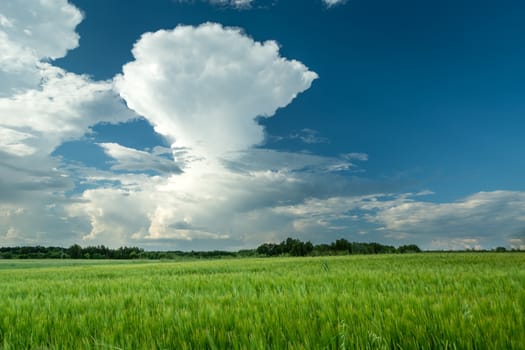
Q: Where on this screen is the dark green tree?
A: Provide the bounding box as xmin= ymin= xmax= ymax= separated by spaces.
xmin=67 ymin=244 xmax=83 ymax=259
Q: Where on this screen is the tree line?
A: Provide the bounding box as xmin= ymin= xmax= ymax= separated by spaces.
xmin=1 ymin=238 xmax=515 ymax=260
xmin=0 ymin=245 xmax=242 ymax=260
xmin=255 ymin=238 xmax=421 ymax=256
xmin=0 ymin=238 xmax=423 ymax=260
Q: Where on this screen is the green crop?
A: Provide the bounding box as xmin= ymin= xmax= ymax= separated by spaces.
xmin=0 ymin=253 xmax=523 ymax=349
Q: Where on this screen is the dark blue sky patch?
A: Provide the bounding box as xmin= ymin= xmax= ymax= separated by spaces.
xmin=89 ymin=119 xmax=169 ymax=151
xmin=53 ymin=140 xmax=112 ymax=170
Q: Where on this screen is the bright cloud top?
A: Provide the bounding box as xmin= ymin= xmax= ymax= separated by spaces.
xmin=115 ymin=23 xmax=318 ymax=160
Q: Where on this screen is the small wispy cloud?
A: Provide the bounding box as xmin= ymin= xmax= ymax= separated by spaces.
xmin=270 ymin=128 xmax=329 ymax=145
xmin=99 ymin=143 xmax=182 ymax=174
xmin=323 ymin=0 xmax=348 ymax=8
xmin=291 ymin=128 xmax=329 ymax=144
xmin=174 ymin=0 xmax=254 ymax=9
xmin=342 ymin=152 xmax=368 ymax=161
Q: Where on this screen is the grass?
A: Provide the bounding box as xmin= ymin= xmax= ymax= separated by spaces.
xmin=0 ymin=253 xmax=524 ymax=349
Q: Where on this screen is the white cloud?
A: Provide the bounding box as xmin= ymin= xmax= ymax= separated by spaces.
xmin=268 ymin=190 xmax=525 ymax=250
xmin=0 ymin=0 xmax=134 ymax=186
xmin=0 ymin=66 xmax=137 ymax=212
xmin=0 ymin=198 xmax=86 ymax=246
xmin=364 ymin=191 xmax=525 ymax=249
xmin=0 ymin=0 xmax=83 ymax=96
xmin=115 ymin=22 xmax=318 ymax=160
xmin=0 ymin=14 xmax=14 ymax=28
xmin=0 ymin=80 xmax=133 ymax=244
xmin=0 ymin=65 xmax=136 ymax=156
xmin=100 ymin=143 xmax=182 ymax=174
xmin=0 ymin=127 xmax=36 ymax=156
xmin=67 ymin=186 xmax=151 ymax=244
xmin=508 ymin=238 xmax=525 ymax=250
xmin=223 ymin=148 xmax=358 ymax=174
xmin=66 ymin=151 xmax=390 ymax=248
xmin=0 ymin=0 xmax=140 ymax=246
xmin=0 ymin=157 xmax=93 ymax=246
xmin=0 ymin=0 xmax=82 ymax=59
xmin=370 ymin=190 xmax=525 ymax=228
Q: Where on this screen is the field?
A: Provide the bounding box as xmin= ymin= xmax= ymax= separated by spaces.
xmin=0 ymin=254 xmax=524 ymax=349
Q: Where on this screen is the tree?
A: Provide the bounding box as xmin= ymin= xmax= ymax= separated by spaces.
xmin=397 ymin=244 xmax=421 ymax=253
xmin=67 ymin=244 xmax=83 ymax=259
xmin=333 ymin=239 xmax=350 ymax=252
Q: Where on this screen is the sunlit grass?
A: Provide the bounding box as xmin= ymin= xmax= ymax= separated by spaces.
xmin=0 ymin=253 xmax=523 ymax=349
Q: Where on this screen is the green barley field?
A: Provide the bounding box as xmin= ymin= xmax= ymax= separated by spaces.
xmin=0 ymin=253 xmax=524 ymax=349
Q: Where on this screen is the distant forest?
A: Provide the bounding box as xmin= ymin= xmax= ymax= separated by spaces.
xmin=0 ymin=237 xmax=514 ymax=260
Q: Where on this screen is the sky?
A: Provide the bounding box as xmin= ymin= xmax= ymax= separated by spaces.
xmin=1 ymin=0 xmax=524 ymax=251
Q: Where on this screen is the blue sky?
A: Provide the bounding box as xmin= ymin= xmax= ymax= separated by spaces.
xmin=1 ymin=0 xmax=524 ymax=250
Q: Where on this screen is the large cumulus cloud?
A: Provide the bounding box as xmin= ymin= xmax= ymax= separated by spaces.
xmin=71 ymin=23 xmax=346 ymax=247
xmin=115 ymin=23 xmax=318 ymax=159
